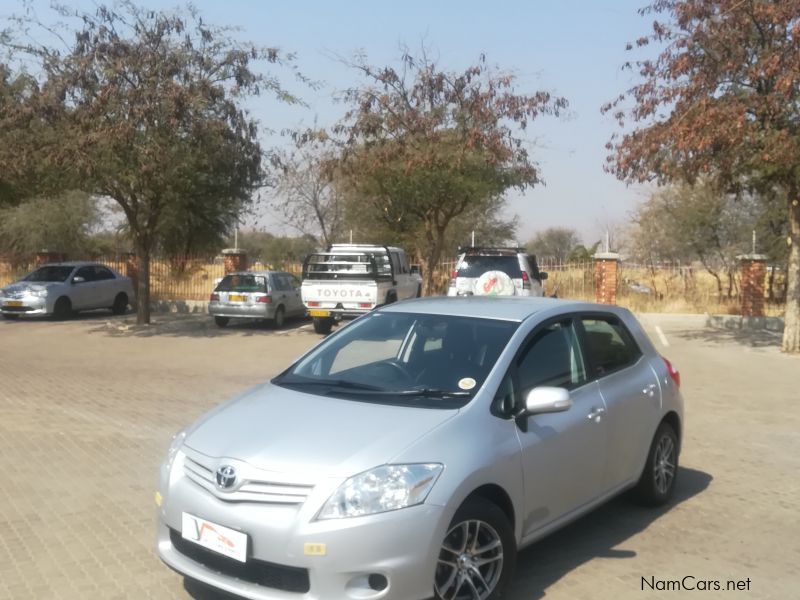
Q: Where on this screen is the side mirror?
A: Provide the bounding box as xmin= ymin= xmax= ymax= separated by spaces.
xmin=539 ymin=271 xmax=548 ymax=281
xmin=522 ymin=386 xmax=571 ymax=416
xmin=72 ymin=276 xmax=86 ymax=284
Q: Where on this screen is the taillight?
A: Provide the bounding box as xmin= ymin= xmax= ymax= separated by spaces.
xmin=358 ymin=302 xmax=373 ymax=309
xmin=520 ymin=271 xmax=528 ymax=281
xmin=520 ymin=271 xmax=531 ymax=289
xmin=256 ymin=295 xmax=271 ymax=303
xmin=210 ymin=293 xmax=219 ymax=302
xmin=451 ymin=270 xmax=457 ymax=279
xmin=307 ymin=301 xmax=320 ymax=307
xmin=663 ymin=357 xmax=680 ymax=388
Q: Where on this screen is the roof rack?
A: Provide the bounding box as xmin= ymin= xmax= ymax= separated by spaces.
xmin=457 ymin=246 xmax=527 ymax=254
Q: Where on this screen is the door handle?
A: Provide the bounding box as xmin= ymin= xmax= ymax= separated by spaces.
xmin=642 ymin=383 xmax=657 ymax=397
xmin=587 ymin=407 xmax=606 ymax=421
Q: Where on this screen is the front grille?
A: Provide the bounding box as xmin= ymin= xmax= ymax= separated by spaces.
xmin=183 ymin=455 xmax=315 ymax=505
xmin=170 ymin=528 xmax=310 ymax=593
xmin=1 ymin=306 xmax=33 ymax=312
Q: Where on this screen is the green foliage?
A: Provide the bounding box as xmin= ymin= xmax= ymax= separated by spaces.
xmin=235 ymin=231 xmax=318 ymax=265
xmin=0 ymin=192 xmax=98 ymax=256
xmin=332 ymin=50 xmax=567 ymax=293
xmin=526 ymin=227 xmax=582 ymax=262
xmin=1 ymin=2 xmax=300 ymax=322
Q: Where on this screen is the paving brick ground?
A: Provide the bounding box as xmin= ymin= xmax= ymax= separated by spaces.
xmin=0 ymin=311 xmax=797 ymax=600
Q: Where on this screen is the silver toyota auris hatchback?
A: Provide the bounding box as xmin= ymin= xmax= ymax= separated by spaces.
xmin=157 ymin=297 xmax=683 ymax=600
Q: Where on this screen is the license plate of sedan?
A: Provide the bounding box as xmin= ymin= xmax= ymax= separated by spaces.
xmin=228 ymin=294 xmax=246 ymax=303
xmin=4 ymin=301 xmax=23 ymax=307
xmin=181 ymin=513 xmax=248 ymax=562
xmin=308 ymin=309 xmax=330 ymax=317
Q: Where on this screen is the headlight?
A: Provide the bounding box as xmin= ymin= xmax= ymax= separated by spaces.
xmin=166 ymin=429 xmax=187 ymax=468
xmin=317 ymin=463 xmax=443 ymax=520
xmin=28 ymin=289 xmax=49 ymax=298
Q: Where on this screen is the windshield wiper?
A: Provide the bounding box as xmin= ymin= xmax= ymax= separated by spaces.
xmin=332 ymin=386 xmax=472 ymax=398
xmin=278 ymin=377 xmax=383 ymax=391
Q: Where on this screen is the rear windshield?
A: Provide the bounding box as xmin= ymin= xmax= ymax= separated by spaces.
xmin=215 ymin=275 xmax=267 ymax=293
xmin=457 ymin=256 xmax=522 ymax=278
xmin=24 ymin=266 xmax=74 ymax=282
xmin=304 ymin=253 xmax=392 ymax=279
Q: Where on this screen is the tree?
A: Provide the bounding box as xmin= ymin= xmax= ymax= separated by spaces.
xmin=629 ymin=182 xmax=759 ymax=297
xmin=0 ymin=191 xmax=98 ymax=256
xmin=332 ymin=50 xmax=567 ymax=294
xmin=270 ymin=132 xmax=346 ymax=248
xmin=604 ymin=0 xmax=800 ymax=352
xmin=526 ymin=227 xmax=581 ymax=263
xmin=2 ymin=3 xmax=300 ymax=323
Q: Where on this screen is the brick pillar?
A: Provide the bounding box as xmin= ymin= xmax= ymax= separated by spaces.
xmin=738 ymin=254 xmax=767 ymax=317
xmin=35 ymin=250 xmax=65 ymax=265
xmin=222 ymin=248 xmax=248 ymax=273
xmin=593 ymin=252 xmax=620 ymax=305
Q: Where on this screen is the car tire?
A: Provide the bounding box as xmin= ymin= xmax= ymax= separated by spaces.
xmin=53 ymin=297 xmax=73 ymax=320
xmin=272 ymin=306 xmax=285 ymax=329
xmin=312 ymin=316 xmax=333 ymax=335
xmin=634 ymin=421 xmax=679 ymax=506
xmin=214 ymin=316 xmax=230 ymax=328
xmin=112 ymin=293 xmax=129 ymax=315
xmin=2 ymin=313 xmax=20 ymax=320
xmin=434 ymin=497 xmax=516 ymax=600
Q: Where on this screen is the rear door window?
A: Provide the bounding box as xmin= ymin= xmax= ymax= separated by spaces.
xmin=457 ymin=256 xmax=522 ymax=278
xmin=580 ymin=316 xmax=642 ymax=377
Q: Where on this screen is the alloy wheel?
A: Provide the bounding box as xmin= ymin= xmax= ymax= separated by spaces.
xmin=653 ymin=434 xmax=676 ymax=495
xmin=435 ymin=519 xmax=504 ymax=600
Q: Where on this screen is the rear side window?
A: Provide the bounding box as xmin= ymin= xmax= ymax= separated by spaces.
xmin=581 ymin=316 xmax=642 ymax=376
xmin=94 ymin=266 xmax=115 ymax=280
xmin=215 ymin=275 xmax=267 ymax=293
xmin=457 ymin=256 xmax=522 ymax=278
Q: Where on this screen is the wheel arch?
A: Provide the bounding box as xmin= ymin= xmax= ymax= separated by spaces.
xmin=661 ymin=410 xmax=682 ymax=451
xmin=462 ymin=483 xmax=516 ymax=532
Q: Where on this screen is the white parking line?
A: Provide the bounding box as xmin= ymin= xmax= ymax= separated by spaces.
xmin=654 ymin=325 xmax=670 ymax=347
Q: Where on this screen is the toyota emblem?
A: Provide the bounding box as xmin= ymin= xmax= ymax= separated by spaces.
xmin=215 ymin=465 xmax=237 ymax=490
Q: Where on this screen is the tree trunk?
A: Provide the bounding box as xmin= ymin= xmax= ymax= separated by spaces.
xmin=422 ymin=222 xmax=448 ymax=296
xmin=782 ymin=194 xmax=800 ymax=353
xmin=135 ymin=243 xmax=152 ymax=325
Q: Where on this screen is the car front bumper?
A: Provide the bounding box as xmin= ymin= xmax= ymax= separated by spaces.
xmin=0 ymin=296 xmax=49 ymax=315
xmin=157 ymin=458 xmax=447 ymax=600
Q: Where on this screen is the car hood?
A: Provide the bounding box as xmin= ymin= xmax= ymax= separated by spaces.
xmin=1 ymin=281 xmax=60 ymax=294
xmin=184 ymin=382 xmax=458 ymax=478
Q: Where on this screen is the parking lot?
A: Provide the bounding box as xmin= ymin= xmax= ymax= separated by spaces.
xmin=1 ymin=311 xmax=798 ymax=599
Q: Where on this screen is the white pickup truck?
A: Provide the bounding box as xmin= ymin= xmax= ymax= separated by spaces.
xmin=301 ymin=244 xmax=422 ymax=334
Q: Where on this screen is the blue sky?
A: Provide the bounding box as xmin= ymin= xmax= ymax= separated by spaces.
xmin=21 ymin=0 xmax=658 ymax=245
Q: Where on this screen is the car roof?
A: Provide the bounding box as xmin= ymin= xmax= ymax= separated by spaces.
xmin=225 ymin=270 xmax=291 ymax=276
xmin=379 ymin=296 xmax=608 ymax=322
xmin=41 ymin=261 xmax=106 ymax=268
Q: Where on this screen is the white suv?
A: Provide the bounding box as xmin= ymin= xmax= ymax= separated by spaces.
xmin=447 ymin=247 xmax=547 ymax=297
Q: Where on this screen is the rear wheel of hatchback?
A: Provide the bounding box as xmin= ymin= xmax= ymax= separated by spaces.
xmin=634 ymin=421 xmax=679 ymax=506
xmin=434 ymin=497 xmax=516 ymax=600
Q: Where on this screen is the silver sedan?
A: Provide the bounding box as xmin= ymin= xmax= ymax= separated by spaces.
xmin=157 ymin=297 xmax=683 ymax=600
xmin=0 ymin=262 xmax=134 ymax=319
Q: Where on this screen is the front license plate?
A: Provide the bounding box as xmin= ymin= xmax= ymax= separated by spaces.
xmin=181 ymin=513 xmax=248 ymax=563
xmin=228 ymin=294 xmax=246 ymax=303
xmin=3 ymin=300 xmax=23 ymax=308
xmin=308 ymin=309 xmax=330 ymax=317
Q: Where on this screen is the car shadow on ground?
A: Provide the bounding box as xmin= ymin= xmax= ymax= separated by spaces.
xmin=181 ymin=467 xmax=711 ymax=600
xmin=670 ymin=326 xmax=782 ymax=349
xmin=507 ymin=466 xmax=712 ymax=599
xmin=81 ymin=313 xmax=313 ymax=338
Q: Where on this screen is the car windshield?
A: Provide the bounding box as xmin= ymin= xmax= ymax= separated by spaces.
xmin=274 ymin=312 xmax=518 ymax=408
xmin=457 ymin=255 xmax=522 ymax=278
xmin=215 ymin=275 xmax=267 ymax=293
xmin=23 ymin=266 xmax=74 ymax=282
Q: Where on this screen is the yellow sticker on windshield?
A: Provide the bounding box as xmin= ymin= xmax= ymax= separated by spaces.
xmin=458 ymin=377 xmax=476 ymax=390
